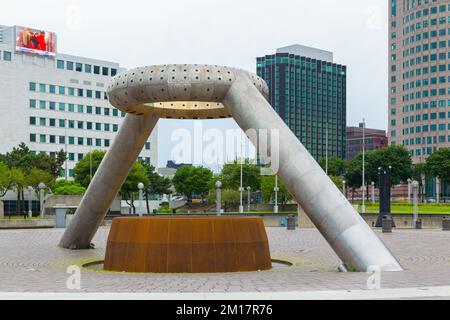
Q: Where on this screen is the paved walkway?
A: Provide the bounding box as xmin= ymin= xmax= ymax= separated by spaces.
xmin=1 ymin=227 xmax=450 ymax=294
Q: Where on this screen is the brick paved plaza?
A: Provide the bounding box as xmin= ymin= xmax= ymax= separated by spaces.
xmin=1 ymin=226 xmax=450 ymax=294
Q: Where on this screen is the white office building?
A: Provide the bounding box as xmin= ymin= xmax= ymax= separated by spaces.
xmin=0 ymin=24 xmax=158 ymax=179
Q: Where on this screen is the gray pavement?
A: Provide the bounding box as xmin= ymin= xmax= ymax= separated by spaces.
xmin=1 ymin=227 xmax=450 ymax=293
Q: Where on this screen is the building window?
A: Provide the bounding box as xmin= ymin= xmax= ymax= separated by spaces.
xmin=85 ymin=64 xmax=92 ymax=73
xmin=69 ymin=137 xmax=75 ymax=145
xmin=3 ymin=51 xmax=11 ymax=61
xmin=76 ymin=63 xmax=83 ymax=72
xmin=145 ymin=142 xmax=151 ymax=150
xmin=59 ymin=86 xmax=65 ymax=95
xmin=29 ymin=82 xmax=36 ymax=91
xmin=111 ymin=68 xmax=117 ymax=76
xmin=29 ymin=117 xmax=36 ymax=125
xmin=95 ymin=107 xmax=101 ymax=115
xmin=102 ymin=67 xmax=109 ymax=76
xmin=95 ymin=139 xmax=101 ymax=147
xmin=67 ymin=61 xmax=74 ymax=71
xmin=104 ymin=139 xmax=110 ymax=147
xmin=39 ymin=135 xmax=46 ymax=143
xmin=57 ymin=60 xmax=65 ymax=69
xmin=30 ymin=134 xmax=36 ymax=142
xmin=39 ymin=84 xmax=46 ymax=93
xmin=94 ymin=65 xmax=100 ymax=74
xmin=39 ymin=100 xmax=46 ymax=109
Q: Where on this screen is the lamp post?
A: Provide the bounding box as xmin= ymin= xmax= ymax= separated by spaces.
xmin=215 ymin=181 xmax=222 ymax=216
xmin=371 ymin=181 xmax=375 ymax=204
xmin=361 ymin=118 xmax=366 ymax=214
xmin=239 ymin=141 xmax=244 ymax=213
xmin=137 ymin=182 xmax=144 ymax=217
xmin=27 ymin=186 xmax=33 ymax=218
xmin=274 ymin=175 xmax=279 ymax=214
xmin=38 ymin=182 xmax=46 ymax=219
xmin=325 ymin=122 xmax=329 ymax=175
xmin=436 ymin=176 xmax=441 ymax=204
xmin=342 ymin=180 xmax=346 ymax=198
xmin=407 ymin=178 xmax=412 ymax=204
xmin=247 ymin=186 xmax=251 ymax=212
xmin=65 ymin=118 xmax=68 ymax=180
xmin=412 ymin=180 xmax=419 ymax=227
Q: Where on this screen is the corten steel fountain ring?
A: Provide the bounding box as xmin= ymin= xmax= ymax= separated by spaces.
xmin=104 ymin=216 xmax=272 ymax=273
xmin=60 ymin=64 xmax=403 ymax=273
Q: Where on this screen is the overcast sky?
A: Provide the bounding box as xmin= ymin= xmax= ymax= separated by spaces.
xmin=1 ymin=0 xmax=389 ymax=168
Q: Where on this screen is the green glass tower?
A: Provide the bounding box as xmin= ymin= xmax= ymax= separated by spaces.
xmin=257 ymin=44 xmax=347 ymax=160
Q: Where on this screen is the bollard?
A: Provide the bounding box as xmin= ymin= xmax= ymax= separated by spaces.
xmin=382 ymin=216 xmax=393 ymax=233
xmin=415 ymin=219 xmax=422 ymax=230
xmin=443 ymin=218 xmax=450 ymax=231
xmin=287 ymin=214 xmax=296 ymax=231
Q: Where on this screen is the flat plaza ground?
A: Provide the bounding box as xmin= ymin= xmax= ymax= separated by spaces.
xmin=1 ymin=226 xmax=450 ymax=297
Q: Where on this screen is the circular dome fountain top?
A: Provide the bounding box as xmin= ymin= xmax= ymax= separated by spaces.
xmin=106 ymin=64 xmax=269 ymax=120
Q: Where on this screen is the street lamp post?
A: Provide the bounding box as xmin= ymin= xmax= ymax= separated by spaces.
xmin=137 ymin=182 xmax=144 ymax=217
xmin=38 ymin=182 xmax=46 ymax=219
xmin=412 ymin=180 xmax=419 ymax=227
xmin=65 ymin=118 xmax=68 ymax=180
xmin=342 ymin=180 xmax=346 ymax=198
xmin=239 ymin=140 xmax=244 ymax=213
xmin=407 ymin=179 xmax=412 ymax=204
xmin=274 ymin=175 xmax=279 ymax=214
xmin=247 ymin=186 xmax=251 ymax=212
xmin=371 ymin=181 xmax=375 ymax=204
xmin=361 ymin=118 xmax=366 ymax=214
xmin=325 ymin=122 xmax=329 ymax=175
xmin=27 ymin=186 xmax=33 ymax=218
xmin=215 ymin=181 xmax=222 ymax=216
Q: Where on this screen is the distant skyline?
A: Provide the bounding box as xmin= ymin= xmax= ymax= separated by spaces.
xmin=1 ymin=0 xmax=390 ymax=167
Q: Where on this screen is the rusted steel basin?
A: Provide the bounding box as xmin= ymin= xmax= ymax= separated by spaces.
xmin=103 ymin=216 xmax=272 ymax=273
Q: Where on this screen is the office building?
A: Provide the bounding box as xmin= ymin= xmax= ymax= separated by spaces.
xmin=0 ymin=24 xmax=158 ymax=179
xmin=388 ymin=0 xmax=449 ymax=163
xmin=257 ymin=44 xmax=347 ymax=160
xmin=346 ymin=123 xmax=388 ymax=160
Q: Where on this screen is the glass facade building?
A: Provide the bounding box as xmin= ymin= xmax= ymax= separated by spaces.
xmin=388 ymin=0 xmax=450 ymax=163
xmin=257 ymin=45 xmax=347 ymax=160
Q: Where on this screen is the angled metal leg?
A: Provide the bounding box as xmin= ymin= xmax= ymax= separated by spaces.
xmin=59 ymin=113 xmax=159 ymax=249
xmin=224 ymin=72 xmax=402 ymax=272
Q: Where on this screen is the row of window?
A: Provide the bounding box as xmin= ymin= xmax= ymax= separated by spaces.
xmin=401 ymin=112 xmax=449 ymax=123
xmin=403 ymin=39 xmax=450 ymax=58
xmin=56 ymin=59 xmax=117 ymax=77
xmin=29 ymin=116 xmax=120 ymax=133
xmin=403 ymin=16 xmax=449 ymax=35
xmin=403 ymin=135 xmax=450 ymax=146
xmin=29 ymin=82 xmax=108 ymax=100
xmin=403 ymin=2 xmax=449 ymax=22
xmin=29 ymin=99 xmax=125 ymax=117
xmin=29 ymin=132 xmax=151 ymax=150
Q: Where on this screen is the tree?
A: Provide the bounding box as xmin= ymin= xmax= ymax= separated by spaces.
xmin=139 ymin=161 xmax=172 ymax=196
xmin=1 ymin=143 xmax=66 ymax=214
xmin=2 ymin=143 xmax=66 ymax=178
xmin=346 ymin=145 xmax=413 ymax=202
xmin=220 ymin=160 xmax=261 ymax=191
xmin=425 ymin=148 xmax=450 ymax=184
xmin=119 ymin=162 xmax=149 ymax=214
xmin=53 ymin=180 xmax=86 ymax=195
xmin=73 ymin=151 xmax=150 ymax=213
xmin=0 ymin=162 xmax=23 ymax=197
xmin=260 ymin=175 xmax=292 ymax=209
xmin=318 ymin=157 xmax=347 ymax=176
xmin=25 ymin=168 xmax=54 ymax=197
xmin=364 ymin=145 xmax=413 ymax=186
xmin=172 ymin=166 xmax=213 ymax=203
xmin=207 ymin=189 xmax=240 ymax=212
xmin=73 ymin=150 xmax=106 ymax=188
